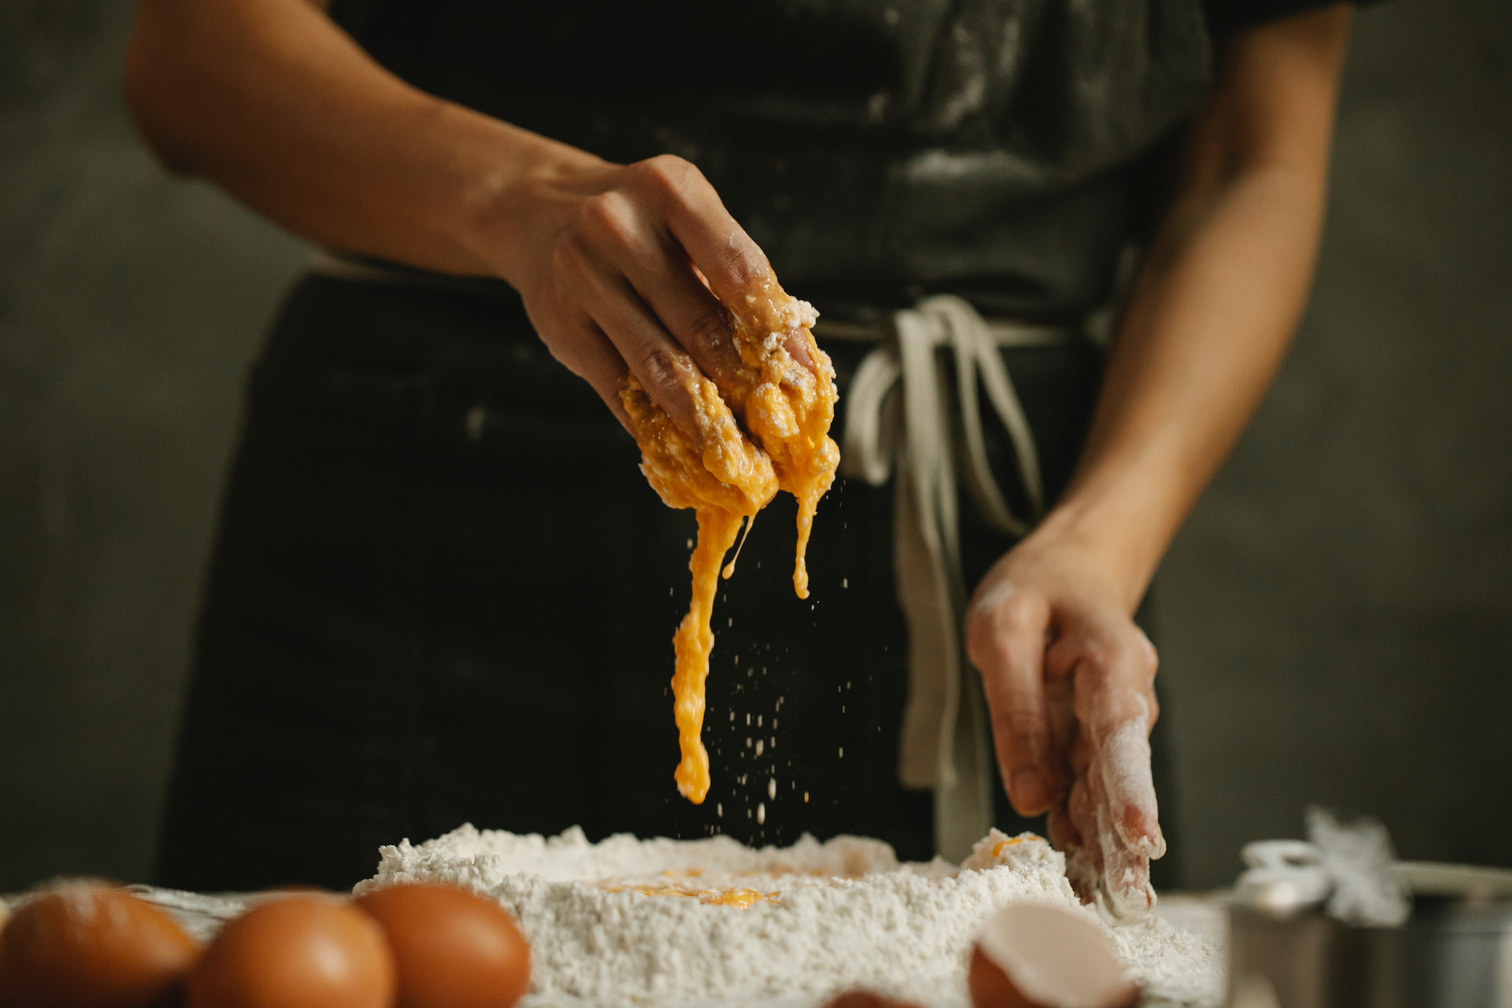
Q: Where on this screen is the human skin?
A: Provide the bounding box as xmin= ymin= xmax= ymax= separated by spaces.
xmin=124 ymin=0 xmax=804 ymax=439
xmin=964 ymin=7 xmax=1353 ymax=911
xmin=125 ymin=0 xmax=1351 ymax=907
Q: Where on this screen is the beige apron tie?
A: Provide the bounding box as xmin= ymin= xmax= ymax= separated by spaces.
xmin=833 ymin=296 xmax=1073 ymax=860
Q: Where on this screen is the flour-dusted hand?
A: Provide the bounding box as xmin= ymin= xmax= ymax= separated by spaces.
xmin=1060 ymin=676 xmax=1165 ymax=917
xmin=966 ymin=524 xmax=1165 ymax=918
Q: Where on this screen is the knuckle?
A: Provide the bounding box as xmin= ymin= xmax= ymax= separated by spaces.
xmin=685 ymin=302 xmax=733 ymax=348
xmin=998 ymin=594 xmax=1040 ymax=633
xmin=1139 ymin=645 xmax=1158 ymax=680
xmin=1080 ymin=623 xmax=1157 ymax=682
xmin=1138 ymin=631 xmax=1160 ymax=676
xmin=541 ymin=339 xmax=573 ymax=371
xmin=549 ymin=238 xmax=584 ymax=280
xmin=1110 ymin=629 xmax=1158 ymax=682
xmin=968 ymin=595 xmax=1037 ymax=661
xmin=638 ymin=343 xmax=690 ymax=389
xmin=579 ymin=191 xmax=637 ymax=245
xmin=965 ymin=610 xmax=1015 ymax=673
xmin=718 ymin=236 xmax=768 ymax=288
xmin=635 ymin=154 xmax=697 ymax=195
xmin=991 ymin=706 xmax=1046 ymax=750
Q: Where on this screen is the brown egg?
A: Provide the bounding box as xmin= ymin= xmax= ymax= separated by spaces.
xmin=354 ymin=883 xmax=531 ymax=1008
xmin=969 ymin=903 xmax=1137 ymax=1008
xmin=0 ymin=884 xmax=199 ymax=1008
xmin=825 ymin=991 xmax=925 ymax=1008
xmin=184 ymin=894 xmax=395 ymax=1008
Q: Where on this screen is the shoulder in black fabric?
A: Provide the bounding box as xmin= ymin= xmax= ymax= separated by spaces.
xmin=1204 ymin=0 xmax=1367 ymax=38
xmin=332 ymin=1 xmax=1214 ymax=316
xmin=893 ymin=0 xmax=1213 ymax=191
xmin=332 ymin=0 xmax=1208 ymax=165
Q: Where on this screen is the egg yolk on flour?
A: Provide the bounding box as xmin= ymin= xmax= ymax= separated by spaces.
xmin=603 ymin=884 xmax=781 ymax=910
xmin=621 ymin=276 xmax=839 ymax=804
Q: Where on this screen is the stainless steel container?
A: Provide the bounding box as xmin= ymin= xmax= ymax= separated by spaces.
xmin=1227 ymin=861 xmax=1512 ymax=1008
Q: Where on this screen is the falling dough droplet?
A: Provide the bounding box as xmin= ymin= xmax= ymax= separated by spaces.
xmin=768 ymin=778 xmax=777 ymax=799
xmin=721 ymin=513 xmax=757 ymax=579
xmin=757 ymin=803 xmax=766 ymax=825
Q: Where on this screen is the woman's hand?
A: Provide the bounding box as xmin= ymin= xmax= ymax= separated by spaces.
xmin=489 ymin=154 xmax=791 ymax=436
xmin=965 ymin=519 xmax=1165 ymax=917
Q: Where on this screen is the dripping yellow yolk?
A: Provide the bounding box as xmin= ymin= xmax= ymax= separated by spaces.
xmin=620 ymin=277 xmax=839 ymax=805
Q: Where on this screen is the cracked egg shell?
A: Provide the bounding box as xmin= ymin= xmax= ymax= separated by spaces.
xmin=969 ymin=903 xmax=1137 ymax=1008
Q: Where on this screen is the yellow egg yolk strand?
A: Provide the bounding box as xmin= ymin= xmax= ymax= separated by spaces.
xmin=621 ymin=278 xmax=838 ymax=804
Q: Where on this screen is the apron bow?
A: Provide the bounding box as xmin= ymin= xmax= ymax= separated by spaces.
xmin=836 ymin=295 xmax=1071 ymax=858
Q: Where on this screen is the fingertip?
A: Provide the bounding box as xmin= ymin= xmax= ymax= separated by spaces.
xmin=1122 ymin=803 xmax=1166 ymax=860
xmin=1008 ymin=769 xmax=1051 ymax=816
xmin=785 ymin=332 xmax=814 ymax=372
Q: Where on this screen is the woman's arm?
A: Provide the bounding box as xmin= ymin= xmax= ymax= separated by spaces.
xmin=126 ymin=0 xmax=789 ymax=430
xmin=966 ymin=5 xmax=1354 ymax=914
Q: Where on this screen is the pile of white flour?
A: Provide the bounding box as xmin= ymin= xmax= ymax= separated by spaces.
xmin=356 ymin=825 xmax=1220 ymax=1007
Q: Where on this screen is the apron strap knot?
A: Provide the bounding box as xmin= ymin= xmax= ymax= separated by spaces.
xmin=838 ymin=295 xmax=1069 ymax=859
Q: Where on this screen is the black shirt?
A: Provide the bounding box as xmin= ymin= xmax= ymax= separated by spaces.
xmin=331 ymin=0 xmax=1351 ymax=319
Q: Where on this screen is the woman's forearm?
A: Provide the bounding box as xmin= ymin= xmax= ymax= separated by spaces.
xmin=1048 ymin=166 xmax=1330 ymax=606
xmin=127 ymin=0 xmax=811 ymax=443
xmin=125 ymin=0 xmax=599 ymax=281
xmin=1043 ymin=6 xmax=1354 ymax=610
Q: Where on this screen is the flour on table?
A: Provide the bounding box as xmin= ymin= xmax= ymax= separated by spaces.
xmin=356 ymin=825 xmax=1220 ymax=1007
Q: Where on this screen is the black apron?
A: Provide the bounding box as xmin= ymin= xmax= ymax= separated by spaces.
xmin=152 ymin=0 xmax=1222 ymax=891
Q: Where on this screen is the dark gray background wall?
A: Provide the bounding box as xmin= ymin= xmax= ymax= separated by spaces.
xmin=1 ymin=0 xmax=1508 ymax=893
